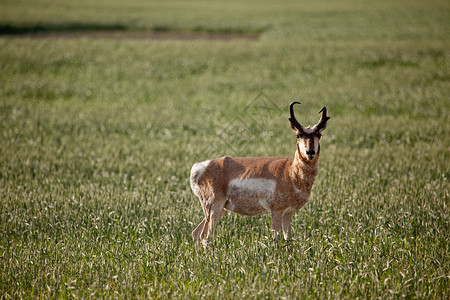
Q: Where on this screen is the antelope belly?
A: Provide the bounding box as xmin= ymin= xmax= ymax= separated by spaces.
xmin=225 ymin=178 xmax=275 ymax=215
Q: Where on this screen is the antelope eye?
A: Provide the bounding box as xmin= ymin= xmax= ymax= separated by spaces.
xmin=317 ymin=134 xmax=322 ymax=139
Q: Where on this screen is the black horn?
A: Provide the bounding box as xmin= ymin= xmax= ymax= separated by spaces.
xmin=289 ymin=101 xmax=303 ymax=132
xmin=315 ymin=107 xmax=330 ymax=132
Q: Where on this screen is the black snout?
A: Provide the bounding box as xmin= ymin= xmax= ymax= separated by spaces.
xmin=306 ymin=150 xmax=315 ymax=156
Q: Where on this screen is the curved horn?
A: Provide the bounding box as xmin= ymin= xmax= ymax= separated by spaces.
xmin=315 ymin=107 xmax=330 ymax=132
xmin=289 ymin=101 xmax=303 ymax=132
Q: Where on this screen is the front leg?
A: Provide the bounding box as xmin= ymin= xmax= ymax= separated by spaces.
xmin=281 ymin=209 xmax=294 ymax=240
xmin=270 ymin=211 xmax=282 ymax=241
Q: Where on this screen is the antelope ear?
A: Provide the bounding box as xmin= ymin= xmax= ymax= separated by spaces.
xmin=314 ymin=122 xmax=328 ymax=133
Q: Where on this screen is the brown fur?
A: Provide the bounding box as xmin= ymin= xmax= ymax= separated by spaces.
xmin=191 ymin=142 xmax=320 ymax=244
xmin=191 ymin=104 xmax=328 ymax=245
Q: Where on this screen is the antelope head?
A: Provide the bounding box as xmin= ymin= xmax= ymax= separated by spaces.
xmin=289 ymin=101 xmax=330 ymax=161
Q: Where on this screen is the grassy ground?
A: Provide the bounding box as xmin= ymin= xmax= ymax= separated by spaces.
xmin=0 ymin=0 xmax=449 ymax=298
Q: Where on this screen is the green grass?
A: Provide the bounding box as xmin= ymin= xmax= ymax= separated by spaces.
xmin=0 ymin=0 xmax=449 ymax=298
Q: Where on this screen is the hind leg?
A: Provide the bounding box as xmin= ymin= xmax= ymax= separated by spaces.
xmin=192 ymin=218 xmax=207 ymax=244
xmin=205 ymin=209 xmax=227 ymax=239
xmin=200 ymin=200 xmax=228 ymax=243
xmin=192 ymin=195 xmax=210 ymax=244
xmin=192 ymin=207 xmax=227 ymax=246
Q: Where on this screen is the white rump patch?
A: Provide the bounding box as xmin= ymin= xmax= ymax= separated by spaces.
xmin=227 ymin=178 xmax=276 ymax=213
xmin=190 ymin=159 xmax=211 ymax=197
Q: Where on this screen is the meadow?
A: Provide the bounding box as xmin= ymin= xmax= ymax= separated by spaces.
xmin=0 ymin=0 xmax=449 ymax=298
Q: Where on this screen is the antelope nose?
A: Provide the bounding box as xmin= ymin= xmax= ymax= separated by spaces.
xmin=306 ymin=150 xmax=315 ymax=156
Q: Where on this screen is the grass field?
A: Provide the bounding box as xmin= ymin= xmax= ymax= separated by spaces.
xmin=0 ymin=0 xmax=449 ymax=298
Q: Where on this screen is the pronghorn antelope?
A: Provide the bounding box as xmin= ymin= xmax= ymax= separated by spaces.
xmin=190 ymin=102 xmax=329 ymax=245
